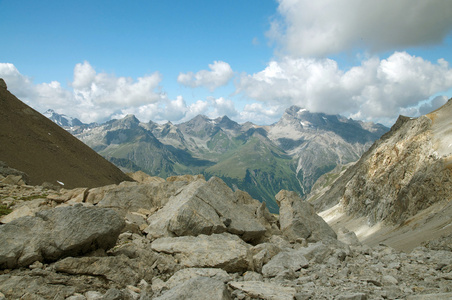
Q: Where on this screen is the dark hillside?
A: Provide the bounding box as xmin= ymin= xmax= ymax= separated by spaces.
xmin=0 ymin=79 xmax=132 ymax=188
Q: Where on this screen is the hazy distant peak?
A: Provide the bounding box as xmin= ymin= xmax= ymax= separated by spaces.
xmin=43 ymin=109 xmax=83 ymax=127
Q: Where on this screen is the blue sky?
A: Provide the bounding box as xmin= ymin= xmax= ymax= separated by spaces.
xmin=1 ymin=0 xmax=452 ymax=126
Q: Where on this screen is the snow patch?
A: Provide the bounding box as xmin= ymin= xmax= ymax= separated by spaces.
xmin=297 ymin=108 xmax=307 ymax=115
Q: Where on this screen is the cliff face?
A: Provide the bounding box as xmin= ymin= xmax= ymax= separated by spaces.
xmin=311 ymin=99 xmax=452 ymax=227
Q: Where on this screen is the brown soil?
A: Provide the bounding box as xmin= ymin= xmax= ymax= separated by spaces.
xmin=0 ymin=85 xmax=133 ymax=188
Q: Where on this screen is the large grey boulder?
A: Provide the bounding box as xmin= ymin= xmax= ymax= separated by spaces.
xmin=163 ymin=268 xmax=232 ymax=290
xmin=54 ymin=255 xmax=155 ymax=286
xmin=261 ymin=249 xmax=309 ymax=278
xmin=96 ymin=180 xmax=188 ymax=211
xmin=0 ymin=206 xmax=124 ymax=269
xmin=144 ymin=177 xmax=268 ymax=243
xmin=229 ymin=281 xmax=296 ymax=300
xmin=276 ymin=190 xmax=337 ymax=242
xmin=150 ymin=233 xmax=251 ymax=272
xmin=154 ymin=277 xmax=232 ymax=300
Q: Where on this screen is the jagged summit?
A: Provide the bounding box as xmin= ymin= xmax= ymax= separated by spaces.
xmin=43 ymin=109 xmax=84 ymax=127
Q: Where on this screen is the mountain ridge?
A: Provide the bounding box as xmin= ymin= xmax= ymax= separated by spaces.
xmin=46 ymin=105 xmax=388 ymax=211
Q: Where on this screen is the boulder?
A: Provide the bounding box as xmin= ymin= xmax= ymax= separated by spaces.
xmin=229 ymin=281 xmax=296 ymax=300
xmin=54 ymin=255 xmax=155 ymax=286
xmin=0 ymin=174 xmax=26 ymax=185
xmin=97 ymin=180 xmax=188 ymax=212
xmin=164 ymin=268 xmax=232 ymax=289
xmin=127 ymin=171 xmax=165 ymax=184
xmin=150 ymin=233 xmax=251 ymax=272
xmin=145 ymin=177 xmax=267 ymax=243
xmin=47 ymin=187 xmax=88 ymax=204
xmin=154 ymin=277 xmax=231 ymax=300
xmin=0 ymin=206 xmax=125 ymax=269
xmin=261 ymin=249 xmax=309 ymax=278
xmin=0 ymin=198 xmax=48 ymax=224
xmin=276 ymin=190 xmax=337 ymax=242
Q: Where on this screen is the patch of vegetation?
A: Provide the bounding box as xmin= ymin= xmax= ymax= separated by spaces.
xmin=0 ymin=205 xmax=12 ymax=216
xmin=20 ymin=194 xmax=48 ymax=201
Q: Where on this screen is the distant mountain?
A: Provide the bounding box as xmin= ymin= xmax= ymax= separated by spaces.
xmin=0 ymin=79 xmax=132 ymax=188
xmin=268 ymin=106 xmax=388 ymax=193
xmin=46 ymin=106 xmax=388 ymax=212
xmin=43 ymin=109 xmax=84 ymax=127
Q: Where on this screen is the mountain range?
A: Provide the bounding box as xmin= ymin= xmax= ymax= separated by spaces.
xmin=47 ymin=106 xmax=388 ymax=212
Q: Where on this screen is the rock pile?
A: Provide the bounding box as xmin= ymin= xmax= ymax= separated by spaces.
xmin=1 ymin=173 xmax=452 ymax=299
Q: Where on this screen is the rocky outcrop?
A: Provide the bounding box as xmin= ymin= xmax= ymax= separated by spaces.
xmin=144 ymin=177 xmax=268 ymax=243
xmin=0 ymin=205 xmax=124 ymax=268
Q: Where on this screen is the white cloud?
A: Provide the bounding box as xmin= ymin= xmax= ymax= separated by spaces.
xmin=238 ymin=103 xmax=283 ymax=125
xmin=269 ymin=0 xmax=452 ymax=57
xmin=178 ymin=61 xmax=234 ymax=91
xmin=236 ymin=52 xmax=452 ymax=125
xmin=72 ymin=61 xmax=163 ymax=107
xmin=0 ymin=61 xmax=167 ymax=123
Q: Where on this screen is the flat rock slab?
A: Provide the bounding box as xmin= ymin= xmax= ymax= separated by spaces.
xmin=262 ymin=249 xmax=309 ymax=278
xmin=0 ymin=206 xmax=124 ymax=269
xmin=150 ymin=233 xmax=250 ymax=272
xmin=155 ymin=277 xmax=231 ymax=300
xmin=229 ymin=281 xmax=296 ymax=300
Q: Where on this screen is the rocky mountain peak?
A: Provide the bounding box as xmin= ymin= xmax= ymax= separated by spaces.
xmin=109 ymin=114 xmax=140 ymax=129
xmin=214 ymin=115 xmax=241 ymax=131
xmin=43 ymin=109 xmax=84 ymax=127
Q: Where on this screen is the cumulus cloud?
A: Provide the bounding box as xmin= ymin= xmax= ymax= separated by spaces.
xmin=178 ymin=61 xmax=234 ymax=91
xmin=238 ymin=103 xmax=283 ymax=125
xmin=0 ymin=62 xmax=168 ymax=123
xmin=418 ymin=95 xmax=449 ymax=116
xmin=72 ymin=61 xmax=163 ymax=107
xmin=236 ymin=52 xmax=452 ymax=124
xmin=269 ymin=0 xmax=452 ymax=57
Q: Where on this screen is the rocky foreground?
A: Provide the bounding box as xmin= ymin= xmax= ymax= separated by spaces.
xmin=1 ymin=170 xmax=452 ymax=300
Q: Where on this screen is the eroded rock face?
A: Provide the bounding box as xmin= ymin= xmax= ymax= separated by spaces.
xmin=276 ymin=190 xmax=337 ymax=242
xmin=0 ymin=205 xmax=124 ymax=269
xmin=312 ymin=100 xmax=452 ymax=226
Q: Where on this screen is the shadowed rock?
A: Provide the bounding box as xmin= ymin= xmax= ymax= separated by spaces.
xmin=0 ymin=206 xmax=124 ymax=269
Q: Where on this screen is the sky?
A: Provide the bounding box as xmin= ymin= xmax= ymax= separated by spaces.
xmin=1 ymin=0 xmax=452 ymax=127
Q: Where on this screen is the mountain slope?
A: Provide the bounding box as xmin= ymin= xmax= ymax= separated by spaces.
xmin=204 ymin=129 xmax=301 ymax=212
xmin=310 ymin=99 xmax=452 ymax=251
xmin=0 ymin=79 xmax=132 ymax=188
